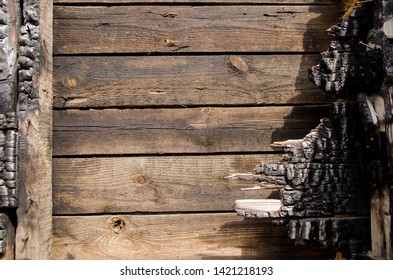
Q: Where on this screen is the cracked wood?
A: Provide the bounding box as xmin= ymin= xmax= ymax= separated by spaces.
xmin=53 ymin=55 xmax=332 ymax=109
xmin=52 ymin=213 xmax=334 ymax=260
xmin=53 ymin=154 xmax=282 ymax=215
xmin=53 ymin=106 xmax=329 ymax=156
xmin=53 ymin=5 xmax=341 ymax=54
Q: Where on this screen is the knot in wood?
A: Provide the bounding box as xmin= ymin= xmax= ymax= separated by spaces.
xmin=109 ymin=217 xmax=126 ymax=234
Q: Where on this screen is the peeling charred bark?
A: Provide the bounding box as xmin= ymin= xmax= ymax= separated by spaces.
xmin=231 ymin=102 xmax=371 ymax=258
xmin=309 ymin=5 xmax=381 ymax=98
xmin=0 ymin=0 xmax=19 ymax=257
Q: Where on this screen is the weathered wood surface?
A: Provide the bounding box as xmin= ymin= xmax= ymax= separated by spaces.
xmin=52 ymin=213 xmax=334 ymax=260
xmin=371 ymin=186 xmax=392 ymax=259
xmin=54 ymin=0 xmax=338 ymax=4
xmin=53 ymin=154 xmax=283 ymax=215
xmin=53 ymin=106 xmax=329 ymax=156
xmin=15 ymin=0 xmax=53 ymax=260
xmin=53 ymin=5 xmax=341 ymax=54
xmin=54 ymin=55 xmax=332 ymax=109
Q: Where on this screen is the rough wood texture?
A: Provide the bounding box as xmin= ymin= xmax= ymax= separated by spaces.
xmin=53 ymin=5 xmax=341 ymax=54
xmin=54 ymin=0 xmax=338 ymax=4
xmin=0 ymin=211 xmax=15 ymax=259
xmin=53 ymin=55 xmax=332 ymax=109
xmin=0 ymin=117 xmax=18 ymax=208
xmin=371 ymin=186 xmax=392 ymax=259
xmin=53 ymin=106 xmax=329 ymax=156
xmin=53 ymin=154 xmax=282 ymax=215
xmin=309 ymin=5 xmax=379 ymax=97
xmin=0 ymin=0 xmax=19 ymax=113
xmin=287 ymin=217 xmax=370 ymax=259
xmin=233 ymin=103 xmax=370 ymax=218
xmin=52 ymin=213 xmax=334 ymax=260
xmin=15 ymin=0 xmax=53 ymax=260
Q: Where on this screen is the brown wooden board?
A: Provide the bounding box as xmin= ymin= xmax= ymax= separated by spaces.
xmin=54 ymin=55 xmax=332 ymax=109
xmin=52 ymin=213 xmax=334 ymax=259
xmin=53 ymin=5 xmax=341 ymax=54
xmin=53 ymin=106 xmax=329 ymax=156
xmin=54 ymin=0 xmax=338 ymax=4
xmin=53 ymin=154 xmax=283 ymax=215
xmin=15 ymin=0 xmax=53 ymax=260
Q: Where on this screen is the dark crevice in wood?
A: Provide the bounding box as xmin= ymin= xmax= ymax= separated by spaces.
xmin=52 ymin=150 xmax=286 ymax=159
xmin=53 ymin=3 xmax=340 ymax=8
xmin=52 ymin=103 xmax=332 ymax=111
xmin=52 ymin=51 xmax=324 ymax=57
xmin=53 ymin=210 xmax=243 ymax=217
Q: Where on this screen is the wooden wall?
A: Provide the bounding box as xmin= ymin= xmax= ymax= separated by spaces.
xmin=52 ymin=0 xmax=341 ymax=259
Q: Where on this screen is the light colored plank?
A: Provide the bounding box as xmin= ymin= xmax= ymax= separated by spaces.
xmin=53 ymin=106 xmax=329 ymax=156
xmin=54 ymin=0 xmax=338 ymax=4
xmin=52 ymin=213 xmax=334 ymax=259
xmin=53 ymin=154 xmax=282 ymax=215
xmin=15 ymin=0 xmax=53 ymax=260
xmin=371 ymin=185 xmax=392 ymax=259
xmin=53 ymin=5 xmax=341 ymax=54
xmin=53 ymin=55 xmax=332 ymax=109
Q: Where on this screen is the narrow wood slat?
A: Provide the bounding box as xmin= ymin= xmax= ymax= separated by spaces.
xmin=52 ymin=213 xmax=334 ymax=259
xmin=53 ymin=154 xmax=283 ymax=215
xmin=15 ymin=0 xmax=53 ymax=260
xmin=54 ymin=55 xmax=332 ymax=109
xmin=53 ymin=5 xmax=341 ymax=54
xmin=54 ymin=0 xmax=338 ymax=4
xmin=53 ymin=106 xmax=329 ymax=156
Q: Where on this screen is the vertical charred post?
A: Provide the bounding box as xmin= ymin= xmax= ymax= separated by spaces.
xmin=0 ymin=0 xmax=19 ymax=257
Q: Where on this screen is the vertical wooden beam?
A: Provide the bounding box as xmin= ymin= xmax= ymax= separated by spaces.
xmin=15 ymin=0 xmax=53 ymax=260
xmin=370 ymin=185 xmax=392 ymax=259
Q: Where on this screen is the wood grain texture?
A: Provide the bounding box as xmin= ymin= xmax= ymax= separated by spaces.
xmin=53 ymin=55 xmax=332 ymax=109
xmin=53 ymin=106 xmax=329 ymax=156
xmin=371 ymin=185 xmax=392 ymax=259
xmin=52 ymin=213 xmax=334 ymax=259
xmin=54 ymin=0 xmax=338 ymax=4
xmin=15 ymin=0 xmax=53 ymax=260
xmin=53 ymin=154 xmax=283 ymax=215
xmin=53 ymin=5 xmax=341 ymax=54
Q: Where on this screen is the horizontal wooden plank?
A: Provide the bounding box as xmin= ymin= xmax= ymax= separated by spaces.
xmin=53 ymin=154 xmax=283 ymax=215
xmin=52 ymin=213 xmax=334 ymax=259
xmin=53 ymin=5 xmax=340 ymax=54
xmin=54 ymin=55 xmax=333 ymax=109
xmin=53 ymin=106 xmax=329 ymax=156
xmin=54 ymin=0 xmax=338 ymax=4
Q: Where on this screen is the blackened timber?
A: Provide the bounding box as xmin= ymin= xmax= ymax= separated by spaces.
xmin=230 ymin=102 xmax=371 ymax=257
xmin=309 ymin=4 xmax=382 ymax=98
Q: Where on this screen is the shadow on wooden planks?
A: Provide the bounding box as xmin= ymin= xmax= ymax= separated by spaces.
xmin=199 ymin=218 xmax=335 ymax=260
xmin=223 ymin=5 xmax=342 ymax=259
xmin=272 ymin=4 xmax=338 ymax=144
